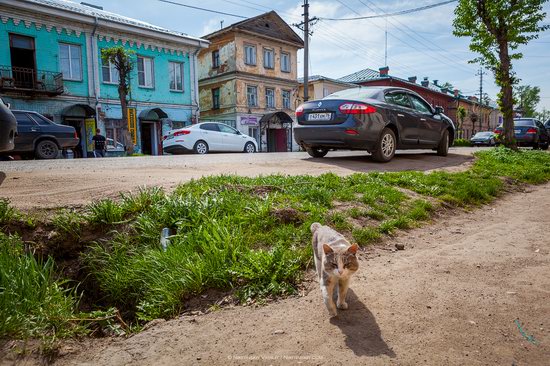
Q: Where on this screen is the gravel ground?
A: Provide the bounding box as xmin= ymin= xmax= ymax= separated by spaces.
xmin=0 ymin=148 xmax=478 ymax=209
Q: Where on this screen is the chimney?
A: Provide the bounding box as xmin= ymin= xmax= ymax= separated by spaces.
xmin=408 ymin=76 xmax=417 ymax=83
xmin=379 ymin=66 xmax=389 ymax=77
xmin=421 ymin=77 xmax=429 ymax=87
xmin=453 ymin=89 xmax=459 ymax=97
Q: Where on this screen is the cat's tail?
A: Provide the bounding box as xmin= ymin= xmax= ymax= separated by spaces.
xmin=310 ymin=222 xmax=322 ymax=233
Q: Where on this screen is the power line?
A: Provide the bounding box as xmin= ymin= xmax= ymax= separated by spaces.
xmin=321 ymin=0 xmax=457 ymax=21
xmin=158 ymin=0 xmax=248 ymax=19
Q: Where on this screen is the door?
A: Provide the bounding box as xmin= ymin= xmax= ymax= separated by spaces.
xmin=140 ymin=122 xmax=153 ymax=155
xmin=198 ymin=123 xmax=223 ymax=150
xmin=218 ymin=123 xmax=247 ymax=151
xmin=65 ymin=119 xmax=84 ymax=158
xmin=12 ymin=111 xmax=41 ymax=152
xmin=384 ymin=91 xmax=418 ymax=145
xmin=267 ymin=129 xmax=287 ymax=152
xmin=408 ymin=94 xmax=443 ymax=145
xmin=9 ymin=34 xmax=36 ymax=89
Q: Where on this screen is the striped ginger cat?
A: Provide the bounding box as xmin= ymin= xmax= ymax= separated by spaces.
xmin=311 ymin=222 xmax=359 ymax=317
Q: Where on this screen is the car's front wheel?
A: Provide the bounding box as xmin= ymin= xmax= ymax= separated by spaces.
xmin=35 ymin=140 xmax=59 ymax=159
xmin=436 ymin=130 xmax=449 ymax=156
xmin=244 ymin=142 xmax=256 ymax=153
xmin=541 ymin=142 xmax=549 ymax=151
xmin=372 ymin=128 xmax=396 ymax=162
xmin=306 ymin=147 xmax=328 ymax=158
xmin=193 ymin=140 xmax=209 ymax=154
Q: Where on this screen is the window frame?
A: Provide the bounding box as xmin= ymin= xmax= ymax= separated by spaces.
xmin=101 ymin=57 xmax=119 ymax=85
xmin=59 ymin=42 xmax=82 ymax=81
xmin=280 ymin=51 xmax=291 ymax=73
xmin=212 ymin=87 xmax=220 ymax=110
xmin=408 ymin=94 xmax=434 ymax=114
xmin=137 ymin=55 xmax=155 ymax=88
xmin=384 ymin=92 xmax=413 ymax=109
xmin=282 ymin=90 xmax=291 ymax=109
xmin=13 ymin=112 xmax=37 ymax=126
xmin=247 ymin=85 xmax=258 ymax=107
xmin=265 ymin=87 xmax=275 ymax=109
xmin=244 ymin=44 xmax=257 ymax=66
xmin=169 ymin=61 xmax=184 ymax=92
xmin=212 ymin=50 xmax=220 ymax=68
xmin=263 ymin=48 xmax=274 ymax=69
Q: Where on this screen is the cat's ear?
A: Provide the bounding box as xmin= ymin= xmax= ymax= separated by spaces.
xmin=348 ymin=244 xmax=359 ymax=254
xmin=322 ymin=244 xmax=333 ymax=254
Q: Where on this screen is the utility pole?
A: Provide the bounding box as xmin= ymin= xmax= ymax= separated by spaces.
xmin=293 ymin=1 xmax=318 ymax=102
xmin=476 ymin=67 xmax=486 ymax=131
xmin=384 ymin=18 xmax=388 ymax=67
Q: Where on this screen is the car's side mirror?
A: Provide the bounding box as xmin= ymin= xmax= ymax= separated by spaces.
xmin=6 ymin=103 xmax=11 ymax=109
xmin=434 ymin=106 xmax=444 ymax=115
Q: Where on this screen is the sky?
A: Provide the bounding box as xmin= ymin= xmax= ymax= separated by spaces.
xmin=89 ymin=0 xmax=550 ymax=111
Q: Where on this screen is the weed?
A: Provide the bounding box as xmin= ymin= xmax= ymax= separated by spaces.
xmin=0 ymin=198 xmax=19 ymax=225
xmin=52 ymin=209 xmax=84 ymax=238
xmin=87 ymin=199 xmax=125 ymax=225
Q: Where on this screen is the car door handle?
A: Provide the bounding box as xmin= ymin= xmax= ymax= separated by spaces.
xmin=30 ymin=127 xmax=39 ymax=131
xmin=420 ymin=118 xmax=427 ymax=121
xmin=397 ymin=114 xmax=404 ymax=117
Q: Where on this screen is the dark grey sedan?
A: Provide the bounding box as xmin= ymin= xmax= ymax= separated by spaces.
xmin=470 ymin=131 xmax=496 ymax=146
xmin=293 ymin=87 xmax=455 ymax=162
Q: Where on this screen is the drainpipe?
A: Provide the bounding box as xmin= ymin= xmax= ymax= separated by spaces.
xmin=91 ymin=17 xmax=100 ymax=121
xmin=189 ymin=47 xmax=201 ymax=124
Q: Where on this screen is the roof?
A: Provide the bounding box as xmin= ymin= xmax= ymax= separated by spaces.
xmin=17 ymin=0 xmax=207 ymax=44
xmin=297 ymin=74 xmax=357 ymax=87
xmin=338 ymin=68 xmax=381 ymax=83
xmin=204 ymin=11 xmax=304 ymax=48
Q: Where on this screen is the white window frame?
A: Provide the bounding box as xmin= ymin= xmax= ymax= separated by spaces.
xmin=137 ymin=56 xmax=155 ymax=88
xmin=263 ymin=48 xmax=274 ymax=69
xmin=59 ymin=43 xmax=82 ymax=81
xmin=265 ymin=88 xmax=275 ymax=108
xmin=282 ymin=90 xmax=291 ymax=109
xmin=169 ymin=61 xmax=184 ymax=91
xmin=247 ymin=85 xmax=258 ymax=107
xmin=102 ymin=58 xmax=119 ymax=84
xmin=280 ymin=52 xmax=290 ymax=73
xmin=244 ymin=44 xmax=256 ymax=66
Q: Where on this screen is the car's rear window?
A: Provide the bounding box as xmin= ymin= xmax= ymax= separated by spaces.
xmin=323 ymin=87 xmax=381 ymax=101
xmin=514 ymin=119 xmax=535 ymax=126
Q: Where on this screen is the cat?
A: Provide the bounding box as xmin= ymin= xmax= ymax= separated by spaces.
xmin=311 ymin=222 xmax=359 ymax=317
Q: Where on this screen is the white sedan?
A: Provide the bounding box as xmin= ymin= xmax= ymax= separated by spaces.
xmin=162 ymin=122 xmax=258 ymax=154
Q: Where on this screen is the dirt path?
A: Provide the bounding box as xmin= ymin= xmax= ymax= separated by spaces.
xmin=26 ymin=183 xmax=546 ymax=366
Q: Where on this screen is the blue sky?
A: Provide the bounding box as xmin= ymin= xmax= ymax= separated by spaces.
xmin=90 ymin=0 xmax=550 ymax=111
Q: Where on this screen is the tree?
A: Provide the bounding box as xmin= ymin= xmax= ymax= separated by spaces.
xmin=535 ymin=108 xmax=550 ymax=122
xmin=441 ymin=81 xmax=454 ymax=91
xmin=101 ymin=46 xmax=135 ymax=151
xmin=453 ymin=0 xmax=549 ymax=149
xmin=514 ymin=85 xmax=541 ymax=117
xmin=457 ymin=105 xmax=467 ymax=136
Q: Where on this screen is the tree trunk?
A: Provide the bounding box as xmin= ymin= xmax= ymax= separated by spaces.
xmin=498 ymin=40 xmax=517 ymax=150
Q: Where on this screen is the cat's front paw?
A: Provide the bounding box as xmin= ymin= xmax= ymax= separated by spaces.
xmin=337 ymin=302 xmax=348 ymax=310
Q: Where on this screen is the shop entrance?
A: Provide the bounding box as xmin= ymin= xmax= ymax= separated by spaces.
xmin=140 ymin=121 xmax=156 ymax=155
xmin=267 ymin=129 xmax=288 ymax=152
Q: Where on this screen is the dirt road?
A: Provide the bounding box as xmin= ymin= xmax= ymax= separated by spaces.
xmin=0 ymin=148 xmax=476 ymax=209
xmin=40 ymin=182 xmax=549 ymax=366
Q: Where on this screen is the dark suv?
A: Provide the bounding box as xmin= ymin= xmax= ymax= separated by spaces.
xmin=8 ymin=110 xmax=79 ymax=159
xmin=494 ymin=118 xmax=549 ymax=150
xmin=0 ymin=98 xmax=17 ymax=152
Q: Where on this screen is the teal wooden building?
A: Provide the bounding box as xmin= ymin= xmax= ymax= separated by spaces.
xmin=0 ymin=0 xmax=208 ymax=156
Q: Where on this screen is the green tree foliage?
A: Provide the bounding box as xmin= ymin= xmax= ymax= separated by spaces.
xmin=441 ymin=81 xmax=454 ymax=91
xmin=453 ymin=0 xmax=549 ymax=149
xmin=514 ymin=85 xmax=541 ymax=117
xmin=457 ymin=105 xmax=467 ymax=134
xmin=535 ymin=108 xmax=550 ymax=122
xmin=101 ymin=47 xmax=135 ymax=149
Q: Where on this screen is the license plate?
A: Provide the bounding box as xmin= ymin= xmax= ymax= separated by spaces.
xmin=514 ymin=129 xmax=521 ymax=134
xmin=307 ymin=113 xmax=332 ymax=121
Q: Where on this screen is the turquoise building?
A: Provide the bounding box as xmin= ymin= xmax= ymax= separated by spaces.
xmin=0 ymin=0 xmax=208 ymax=156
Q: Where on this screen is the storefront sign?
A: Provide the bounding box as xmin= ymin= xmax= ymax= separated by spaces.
xmin=239 ymin=115 xmax=259 ymax=126
xmin=84 ymin=118 xmax=96 ymax=152
xmin=127 ymin=107 xmax=137 ymax=145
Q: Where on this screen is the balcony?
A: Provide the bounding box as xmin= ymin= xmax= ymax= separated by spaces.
xmin=0 ymin=66 xmax=64 ymax=96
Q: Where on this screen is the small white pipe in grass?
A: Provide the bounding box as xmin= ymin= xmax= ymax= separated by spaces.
xmin=160 ymin=228 xmax=171 ymax=251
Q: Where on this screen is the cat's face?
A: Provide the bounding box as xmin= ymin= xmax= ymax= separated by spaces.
xmin=322 ymin=244 xmax=359 ymax=278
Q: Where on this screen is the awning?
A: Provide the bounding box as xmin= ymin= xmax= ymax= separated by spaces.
xmin=139 ymin=108 xmax=168 ymax=120
xmin=259 ymin=111 xmax=293 ymax=125
xmin=62 ymin=104 xmax=95 ymax=118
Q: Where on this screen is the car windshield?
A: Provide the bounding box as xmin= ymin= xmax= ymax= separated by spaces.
xmin=323 ymin=87 xmax=381 ymax=101
xmin=473 ymin=132 xmax=493 ymax=137
xmin=513 ymin=119 xmax=535 ymax=126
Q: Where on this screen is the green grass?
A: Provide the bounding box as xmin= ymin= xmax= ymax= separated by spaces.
xmin=453 ymin=138 xmax=471 ymax=147
xmin=2 ymin=147 xmax=550 ymax=346
xmin=0 ymin=198 xmax=20 ymax=226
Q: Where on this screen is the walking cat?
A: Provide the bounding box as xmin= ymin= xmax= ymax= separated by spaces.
xmin=311 ymin=222 xmax=359 ymax=317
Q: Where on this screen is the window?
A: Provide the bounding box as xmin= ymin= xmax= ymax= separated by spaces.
xmin=29 ymin=113 xmax=52 ymax=126
xmin=137 ymin=56 xmax=154 ymax=87
xmin=265 ymin=88 xmax=275 ymax=108
xmin=409 ymin=95 xmax=433 ymax=114
xmin=244 ymin=44 xmax=256 ymax=65
xmin=212 ymin=50 xmax=220 ymax=68
xmin=323 ymin=88 xmax=330 ymax=97
xmin=281 ymin=52 xmax=290 ymax=72
xmin=169 ymin=62 xmax=184 ymax=91
xmin=247 ymin=85 xmax=258 ymax=107
xmin=385 ymin=93 xmax=412 ymax=108
xmin=282 ymin=90 xmax=291 ymax=109
xmin=248 ymin=127 xmax=259 ymax=145
xmin=59 ymin=43 xmax=82 ymax=80
xmin=102 ymin=58 xmax=119 ymax=84
xmin=200 ymin=123 xmax=220 ymax=132
xmin=13 ymin=112 xmax=36 ymax=126
xmin=263 ymin=48 xmax=274 ymax=69
xmin=212 ymin=88 xmax=220 ymax=109
xmin=218 ymin=124 xmax=239 ymax=134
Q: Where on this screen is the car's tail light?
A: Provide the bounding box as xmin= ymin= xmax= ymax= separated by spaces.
xmin=345 ymin=129 xmax=359 ymax=135
xmin=339 ymin=103 xmax=376 ymax=114
xmin=74 ymin=131 xmax=78 ymax=139
xmin=174 ymin=130 xmax=191 ymax=136
xmin=494 ymin=129 xmax=502 ymax=134
xmin=526 ymin=128 xmax=537 ymax=134
xmin=296 ymin=105 xmax=304 ymax=117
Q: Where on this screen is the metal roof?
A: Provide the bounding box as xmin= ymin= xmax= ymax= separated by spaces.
xmin=337 ymin=68 xmax=381 ymax=83
xmin=297 ymin=74 xmax=357 ymax=87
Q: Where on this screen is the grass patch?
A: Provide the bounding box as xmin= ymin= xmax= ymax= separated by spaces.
xmin=2 ymin=147 xmax=550 ymax=347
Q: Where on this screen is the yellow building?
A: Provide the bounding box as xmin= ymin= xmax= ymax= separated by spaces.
xmin=297 ymin=75 xmax=358 ymax=105
xmin=198 ymin=11 xmax=303 ymax=152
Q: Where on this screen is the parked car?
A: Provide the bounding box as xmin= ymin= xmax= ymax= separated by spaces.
xmin=545 ymin=119 xmax=550 ymax=134
xmin=162 ymin=122 xmax=258 ymax=155
xmin=7 ymin=110 xmax=79 ymax=159
xmin=494 ymin=118 xmax=549 ymax=150
xmin=293 ymin=87 xmax=455 ymax=162
xmin=470 ymin=131 xmax=496 ymax=146
xmin=0 ymin=98 xmax=17 ymax=152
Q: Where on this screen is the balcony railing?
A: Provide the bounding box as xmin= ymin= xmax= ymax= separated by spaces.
xmin=0 ymin=65 xmax=64 ymax=96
